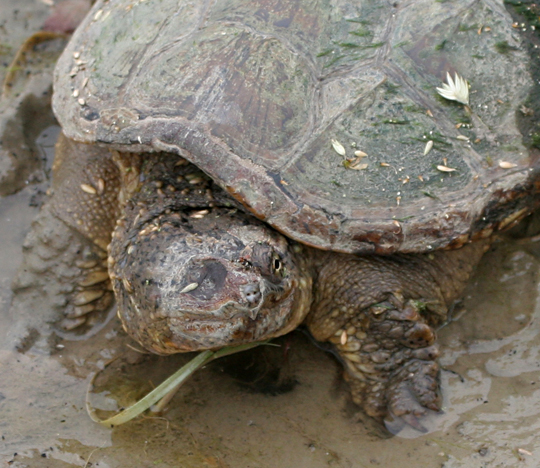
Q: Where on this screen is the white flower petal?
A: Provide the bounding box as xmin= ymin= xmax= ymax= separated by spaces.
xmin=436 ymin=72 xmax=469 ymax=105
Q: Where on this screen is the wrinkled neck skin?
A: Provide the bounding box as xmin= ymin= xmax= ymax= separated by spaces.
xmin=108 ymin=151 xmax=313 ymax=354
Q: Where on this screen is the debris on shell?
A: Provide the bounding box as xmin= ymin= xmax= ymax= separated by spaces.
xmin=424 ymin=140 xmax=434 ymax=155
xmin=80 ymin=183 xmax=97 ymax=194
xmin=380 ymin=162 xmax=390 ymax=167
xmin=426 ymin=109 xmax=434 ymax=117
xmin=499 ymin=161 xmax=518 ymax=169
xmin=437 ymin=165 xmax=457 ymax=173
xmin=179 ymin=283 xmax=199 ymax=294
xmin=520 ymin=105 xmax=534 ymax=116
xmin=346 ymin=159 xmax=368 ymax=170
xmin=517 ymin=448 xmax=532 ymax=457
xmin=331 ymin=139 xmax=346 ymax=156
xmin=97 ymin=178 xmax=105 ymax=194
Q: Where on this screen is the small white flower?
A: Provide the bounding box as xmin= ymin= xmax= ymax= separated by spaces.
xmin=436 ymin=72 xmax=469 ymax=105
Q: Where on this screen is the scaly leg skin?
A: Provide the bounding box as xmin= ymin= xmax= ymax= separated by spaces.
xmin=307 ymin=242 xmax=489 ymax=431
xmin=9 ymin=134 xmax=119 ymax=346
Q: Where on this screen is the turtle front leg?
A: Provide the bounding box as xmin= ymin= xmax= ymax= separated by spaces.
xmin=336 ymin=296 xmax=441 ymax=428
xmin=10 ymin=134 xmax=120 ymax=337
xmin=307 ymin=242 xmax=488 ymax=429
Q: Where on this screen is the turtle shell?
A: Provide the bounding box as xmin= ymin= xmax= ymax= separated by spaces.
xmin=53 ymin=0 xmax=540 ymax=254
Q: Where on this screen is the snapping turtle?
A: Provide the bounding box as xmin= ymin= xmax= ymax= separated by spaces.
xmin=12 ymin=0 xmax=540 ymax=427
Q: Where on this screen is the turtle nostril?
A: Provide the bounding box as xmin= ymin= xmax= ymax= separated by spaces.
xmin=243 ymin=283 xmax=262 ymax=305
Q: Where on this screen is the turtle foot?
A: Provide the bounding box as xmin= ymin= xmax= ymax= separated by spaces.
xmin=10 ymin=204 xmax=113 ymax=342
xmin=385 ymin=359 xmax=441 ymax=431
xmin=335 ymin=298 xmax=442 ymax=430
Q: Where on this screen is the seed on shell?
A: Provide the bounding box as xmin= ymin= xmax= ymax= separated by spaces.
xmin=424 ymin=140 xmax=434 ymax=155
xmin=499 ymin=161 xmax=517 ymax=169
xmin=354 ymin=150 xmax=368 ymax=158
xmin=179 ymin=282 xmax=199 ymax=294
xmin=437 ymin=165 xmax=456 ymax=172
xmin=97 ymin=178 xmax=105 ymax=194
xmin=456 ymin=135 xmax=469 ymax=141
xmin=331 ymin=139 xmax=346 ymax=156
xmin=80 ymin=183 xmax=97 ymax=194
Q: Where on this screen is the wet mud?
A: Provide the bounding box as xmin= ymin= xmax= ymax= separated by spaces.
xmin=2 ymin=1 xmax=540 ymax=467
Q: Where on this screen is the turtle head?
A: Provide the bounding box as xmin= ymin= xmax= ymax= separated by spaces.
xmin=109 ymin=208 xmax=312 ymax=354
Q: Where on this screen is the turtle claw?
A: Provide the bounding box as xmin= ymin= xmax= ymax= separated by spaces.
xmin=383 ymin=358 xmax=442 ymax=434
xmin=397 ymin=412 xmax=429 ymax=433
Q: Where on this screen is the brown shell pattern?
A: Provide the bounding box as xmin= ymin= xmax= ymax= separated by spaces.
xmin=53 ymin=0 xmax=539 ymax=253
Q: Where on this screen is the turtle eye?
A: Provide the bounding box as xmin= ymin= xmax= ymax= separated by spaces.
xmin=272 ymin=257 xmax=282 ymax=273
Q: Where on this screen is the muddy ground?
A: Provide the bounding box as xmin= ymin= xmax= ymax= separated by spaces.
xmin=2 ymin=1 xmax=540 ymax=467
